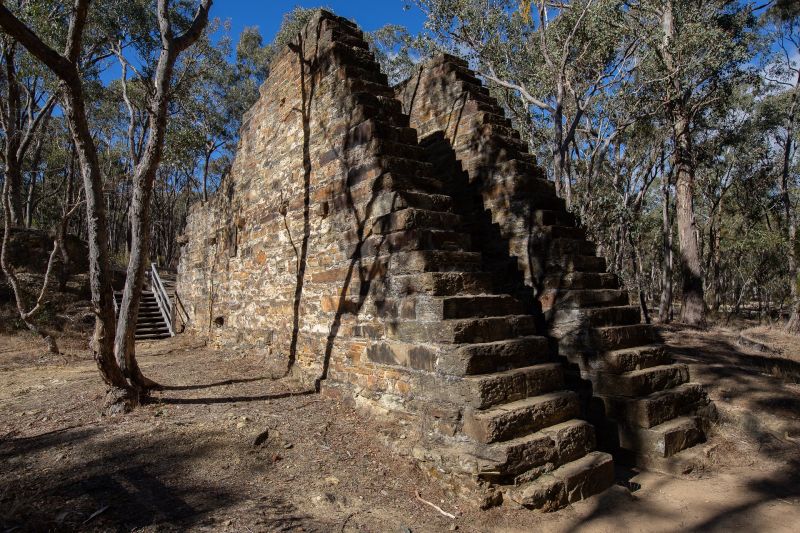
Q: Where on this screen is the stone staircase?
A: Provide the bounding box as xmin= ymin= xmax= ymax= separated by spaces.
xmin=396 ymin=54 xmax=716 ymax=473
xmin=313 ymin=13 xmax=614 ymax=510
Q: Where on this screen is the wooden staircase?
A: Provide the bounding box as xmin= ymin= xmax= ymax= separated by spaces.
xmin=113 ymin=265 xmax=176 ymax=341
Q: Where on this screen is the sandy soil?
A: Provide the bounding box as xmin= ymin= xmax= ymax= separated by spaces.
xmin=1 ymin=327 xmax=800 ymax=532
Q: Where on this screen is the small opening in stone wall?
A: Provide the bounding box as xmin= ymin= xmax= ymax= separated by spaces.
xmin=213 ymin=316 xmax=225 ymax=328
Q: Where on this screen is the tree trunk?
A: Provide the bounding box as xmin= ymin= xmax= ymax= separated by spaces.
xmin=1 ymin=176 xmax=59 ymax=353
xmin=659 ymin=167 xmax=673 ymax=323
xmin=628 ymin=230 xmax=651 ymax=324
xmin=661 ymin=0 xmax=705 ymax=326
xmin=784 ymin=70 xmax=800 ymax=333
xmin=673 ymin=118 xmax=705 ymax=326
xmin=114 ymin=0 xmax=212 ymax=389
xmin=62 ymin=86 xmax=134 ymax=399
xmin=202 ymin=146 xmax=212 ymax=202
xmin=58 ymin=150 xmax=76 ymax=292
xmin=710 ymin=195 xmax=723 ymax=314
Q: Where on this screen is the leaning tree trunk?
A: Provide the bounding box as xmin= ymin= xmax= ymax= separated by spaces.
xmin=1 ymin=177 xmax=59 ymax=354
xmin=114 ymin=0 xmax=212 ymax=388
xmin=62 ymin=88 xmax=135 ymax=400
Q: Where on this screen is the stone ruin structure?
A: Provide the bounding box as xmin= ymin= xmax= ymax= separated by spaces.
xmin=177 ymin=10 xmax=717 ymax=511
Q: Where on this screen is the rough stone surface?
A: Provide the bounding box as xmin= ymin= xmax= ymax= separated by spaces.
xmin=397 ymin=55 xmax=715 ymax=469
xmin=177 ymin=11 xmax=714 ymax=511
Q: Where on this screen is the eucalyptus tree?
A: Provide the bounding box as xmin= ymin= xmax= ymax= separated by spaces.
xmin=626 ymin=0 xmax=757 ymax=325
xmin=761 ymin=1 xmax=800 ymax=331
xmin=0 ymin=1 xmax=59 ymax=227
xmin=0 ymin=0 xmax=136 ymax=407
xmin=107 ymin=0 xmax=213 ymax=389
xmin=0 ymin=0 xmax=214 ymax=409
xmin=411 ymin=0 xmax=640 ymax=205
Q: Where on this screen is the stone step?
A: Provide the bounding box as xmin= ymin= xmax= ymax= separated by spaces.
xmin=547 ymin=254 xmax=607 ymax=273
xmin=593 ymin=344 xmax=672 ymax=374
xmin=599 ymin=382 xmax=710 ymax=429
xmin=543 ymin=272 xmax=619 ymax=291
xmin=549 ymin=306 xmax=641 ymax=333
xmin=369 ymin=190 xmax=453 ymax=215
xmin=341 ymin=65 xmax=389 ymax=87
xmin=345 ymin=77 xmax=394 ymax=98
xmin=541 ymin=225 xmax=587 ymax=241
xmin=593 ymin=363 xmax=690 ymax=397
xmin=348 ymin=171 xmax=442 ymax=200
xmin=371 ymin=138 xmax=429 ymax=162
xmin=533 ymin=209 xmax=576 ymax=227
xmin=548 ymin=289 xmax=630 ymax=310
xmin=474 ymin=419 xmax=596 ymax=482
xmin=617 ymin=415 xmax=705 ymax=458
xmin=478 ymin=175 xmax=560 ymax=208
xmin=323 ymin=28 xmax=369 ymax=50
xmin=549 ymin=238 xmax=597 ymax=257
xmin=590 ymin=324 xmax=658 ymax=351
xmin=373 ymin=208 xmax=462 ymax=233
xmin=466 ymin=121 xmax=522 ymax=142
xmin=438 ymin=336 xmax=551 ymax=375
xmin=454 ymin=133 xmax=529 ymax=161
xmin=386 ymin=315 xmax=538 ymax=344
xmin=464 ymin=363 xmax=565 ymax=409
xmin=347 ymin=117 xmax=418 ymax=147
xmin=348 ymin=93 xmax=408 ymax=127
xmin=359 ymin=228 xmax=471 ymax=255
xmin=387 ymin=272 xmax=494 ymax=297
xmin=374 ymin=294 xmax=524 ymax=321
xmin=462 ymin=391 xmax=579 ymax=444
xmin=440 ymin=294 xmax=524 ymax=319
xmin=507 ymin=451 xmax=614 ymax=511
xmin=387 ymin=250 xmax=482 ymax=274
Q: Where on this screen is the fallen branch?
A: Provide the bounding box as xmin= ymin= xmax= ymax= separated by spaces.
xmin=415 ymin=490 xmax=456 ymax=519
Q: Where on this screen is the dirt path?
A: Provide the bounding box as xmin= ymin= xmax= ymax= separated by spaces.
xmin=1 ymin=328 xmax=799 ymax=532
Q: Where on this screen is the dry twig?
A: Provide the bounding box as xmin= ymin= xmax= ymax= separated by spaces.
xmin=415 ymin=490 xmax=456 ymax=519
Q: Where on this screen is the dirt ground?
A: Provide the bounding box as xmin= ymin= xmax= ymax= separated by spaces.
xmin=2 ymin=326 xmax=800 ymax=532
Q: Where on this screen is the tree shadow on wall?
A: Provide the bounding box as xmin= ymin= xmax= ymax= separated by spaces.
xmin=286 ymin=27 xmax=322 ymax=375
xmin=284 ymin=16 xmax=398 ymax=389
xmin=399 ymin=64 xmax=630 ymax=415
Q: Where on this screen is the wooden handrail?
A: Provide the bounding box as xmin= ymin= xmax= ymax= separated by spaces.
xmin=150 ymin=262 xmax=175 ymax=337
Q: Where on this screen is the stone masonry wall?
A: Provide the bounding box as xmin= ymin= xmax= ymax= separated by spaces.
xmin=178 ymin=13 xmax=404 ymax=386
xmin=397 ymin=55 xmax=716 ymax=473
xmin=177 ymin=13 xmax=618 ymax=510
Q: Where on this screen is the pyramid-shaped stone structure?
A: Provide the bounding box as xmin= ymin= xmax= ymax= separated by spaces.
xmin=177 ymin=10 xmax=716 ymax=510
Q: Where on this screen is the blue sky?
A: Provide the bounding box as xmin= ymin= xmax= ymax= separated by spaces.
xmin=212 ymin=1 xmax=426 ymax=44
